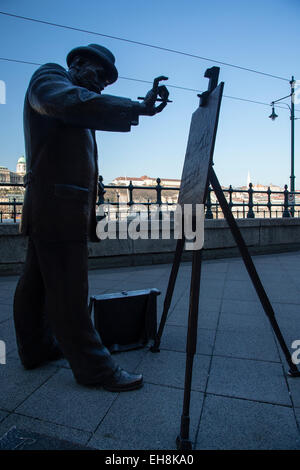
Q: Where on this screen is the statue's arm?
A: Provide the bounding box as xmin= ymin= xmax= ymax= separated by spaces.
xmin=27 ymin=64 xmax=140 ymax=132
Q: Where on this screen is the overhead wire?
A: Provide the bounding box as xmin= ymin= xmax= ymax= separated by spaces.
xmin=0 ymin=11 xmax=290 ymax=82
xmin=0 ymin=56 xmax=297 ymax=112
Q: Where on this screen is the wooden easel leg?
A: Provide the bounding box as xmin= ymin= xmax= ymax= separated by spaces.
xmin=176 ymin=248 xmax=203 ymax=450
xmin=151 ymin=237 xmax=185 ymax=352
xmin=209 ymin=167 xmax=300 ymax=377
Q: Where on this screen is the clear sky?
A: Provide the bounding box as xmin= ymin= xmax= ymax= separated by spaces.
xmin=0 ymin=0 xmax=299 ymax=188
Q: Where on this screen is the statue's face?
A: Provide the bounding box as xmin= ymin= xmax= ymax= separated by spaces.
xmin=70 ymin=57 xmax=110 ymax=93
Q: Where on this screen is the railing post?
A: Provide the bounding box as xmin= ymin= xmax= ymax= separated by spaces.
xmin=97 ymin=175 xmax=106 ymax=206
xmin=107 ymin=198 xmax=110 ymax=221
xmin=283 ymin=185 xmax=291 ymax=218
xmin=116 ymin=193 xmax=120 ymax=220
xmin=96 ymin=175 xmax=106 ymax=221
xmin=128 ymin=180 xmax=134 ymax=208
xmin=205 ymin=186 xmax=213 ymax=219
xmin=13 ymin=198 xmax=17 ymax=223
xmin=156 ymin=178 xmax=162 ymax=221
xmin=267 ymin=186 xmax=271 ymax=217
xmin=247 ymin=183 xmax=255 ymax=218
xmin=156 ymin=178 xmax=162 ymax=206
xmin=228 ymin=185 xmax=233 ymax=212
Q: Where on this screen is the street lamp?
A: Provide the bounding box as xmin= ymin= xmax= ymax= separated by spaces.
xmin=269 ymin=76 xmax=298 ymax=215
xmin=268 ymin=104 xmax=278 ymax=121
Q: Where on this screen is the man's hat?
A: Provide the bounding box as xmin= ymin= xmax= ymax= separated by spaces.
xmin=66 ymin=44 xmax=118 ymax=84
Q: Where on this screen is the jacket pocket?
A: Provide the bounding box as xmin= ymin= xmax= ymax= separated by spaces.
xmin=54 ymin=184 xmax=89 ymax=203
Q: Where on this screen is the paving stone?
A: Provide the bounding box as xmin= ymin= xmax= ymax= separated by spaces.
xmin=166 ymin=278 xmax=225 ymax=301
xmin=269 ymin=305 xmax=300 ymax=367
xmin=204 ymin=261 xmax=229 ymax=273
xmin=0 ymin=318 xmax=17 ymax=354
xmin=0 ymin=303 xmax=13 ymax=323
xmin=0 ymin=252 xmax=299 ymax=449
xmin=199 ymin=279 xmax=225 ymax=299
xmin=294 ymin=408 xmax=300 ymax=428
xmin=255 ymin=270 xmax=292 ymax=285
xmin=109 ymin=348 xmax=149 ymax=372
xmin=223 ymin=280 xmax=258 ymax=302
xmin=226 ymin=263 xmax=249 ymax=281
xmin=88 ymin=269 xmax=133 ymax=282
xmin=287 ymin=376 xmax=300 ymax=408
xmin=0 ymin=293 xmax=13 ymax=306
xmin=218 ymin=312 xmax=271 ymax=332
xmin=252 ymin=254 xmax=282 ymax=265
xmin=16 ymin=368 xmax=119 ymax=432
xmin=0 ymin=410 xmax=8 ymax=423
xmin=263 ymin=281 xmax=300 ymax=304
xmin=126 ymin=267 xmax=169 ymax=280
xmin=196 ymin=394 xmax=300 ymax=450
xmin=139 ymin=349 xmax=210 ymax=392
xmin=174 ymin=295 xmax=222 ymax=313
xmin=200 ymin=270 xmax=227 ymax=281
xmin=167 ymin=306 xmax=220 ymax=331
xmin=103 ymin=280 xmax=163 ymax=294
xmin=51 ymin=358 xmax=70 ymax=369
xmin=221 ymin=299 xmax=265 ymax=316
xmin=0 ymin=413 xmax=91 ymax=447
xmin=207 ymin=356 xmax=291 ymax=405
xmin=89 ymin=383 xmax=203 ymax=450
xmin=0 ymin=276 xmax=19 ymax=284
xmin=160 ymin=324 xmax=215 ymax=356
xmin=0 ymin=358 xmax=57 ymax=411
xmin=214 ymin=329 xmax=280 ymax=362
xmin=275 ymin=303 xmax=300 ymax=316
xmin=88 ymin=279 xmax=121 ymax=294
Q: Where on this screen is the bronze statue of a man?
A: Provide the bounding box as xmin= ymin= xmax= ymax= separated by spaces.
xmin=13 ymin=44 xmax=169 ymax=391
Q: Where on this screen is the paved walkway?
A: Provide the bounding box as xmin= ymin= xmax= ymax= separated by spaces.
xmin=0 ymin=251 xmax=300 ymax=450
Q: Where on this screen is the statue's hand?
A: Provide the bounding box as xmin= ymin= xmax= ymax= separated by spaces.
xmin=155 ymin=85 xmax=169 ymax=113
xmin=140 ymin=76 xmax=169 ymax=116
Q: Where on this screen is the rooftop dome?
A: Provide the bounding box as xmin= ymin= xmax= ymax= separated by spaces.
xmin=17 ymin=156 xmax=26 ymax=164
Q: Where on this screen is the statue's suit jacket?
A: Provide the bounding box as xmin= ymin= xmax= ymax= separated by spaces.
xmin=21 ymin=63 xmax=139 ymax=242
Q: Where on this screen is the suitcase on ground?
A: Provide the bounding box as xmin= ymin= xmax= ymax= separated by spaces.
xmin=89 ymin=288 xmax=160 ymax=353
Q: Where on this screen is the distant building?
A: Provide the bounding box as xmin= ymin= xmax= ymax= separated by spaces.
xmin=0 ymin=157 xmax=26 ymax=220
xmin=111 ymin=175 xmax=181 ymax=187
xmin=0 ymin=156 xmax=26 ymax=184
xmin=16 ymin=155 xmax=26 ymax=176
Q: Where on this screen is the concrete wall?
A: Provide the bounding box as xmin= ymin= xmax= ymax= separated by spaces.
xmin=1 ymin=218 xmax=300 ymax=274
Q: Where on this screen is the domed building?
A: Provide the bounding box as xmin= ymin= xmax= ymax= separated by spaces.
xmin=16 ymin=156 xmax=26 ymax=176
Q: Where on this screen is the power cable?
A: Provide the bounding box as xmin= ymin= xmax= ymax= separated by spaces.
xmin=0 ymin=56 xmax=298 ymax=112
xmin=0 ymin=11 xmax=290 ymax=82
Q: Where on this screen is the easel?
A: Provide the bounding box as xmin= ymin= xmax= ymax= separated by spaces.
xmin=150 ymin=67 xmax=300 ymax=450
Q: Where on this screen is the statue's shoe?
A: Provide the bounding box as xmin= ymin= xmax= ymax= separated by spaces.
xmin=101 ymin=367 xmax=143 ymax=392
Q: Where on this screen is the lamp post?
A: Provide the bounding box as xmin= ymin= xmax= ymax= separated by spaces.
xmin=269 ymin=76 xmax=298 ymax=216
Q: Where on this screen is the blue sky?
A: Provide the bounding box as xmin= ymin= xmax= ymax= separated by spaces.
xmin=0 ymin=0 xmax=299 ymax=188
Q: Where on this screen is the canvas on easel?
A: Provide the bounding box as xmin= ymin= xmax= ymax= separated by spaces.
xmin=178 ymin=72 xmax=223 ymax=209
xmin=151 ymin=67 xmax=300 ymax=451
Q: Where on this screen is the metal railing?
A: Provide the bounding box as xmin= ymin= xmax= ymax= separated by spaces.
xmin=0 ymin=178 xmax=299 ymax=223
xmin=98 ymin=177 xmax=300 ymax=220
